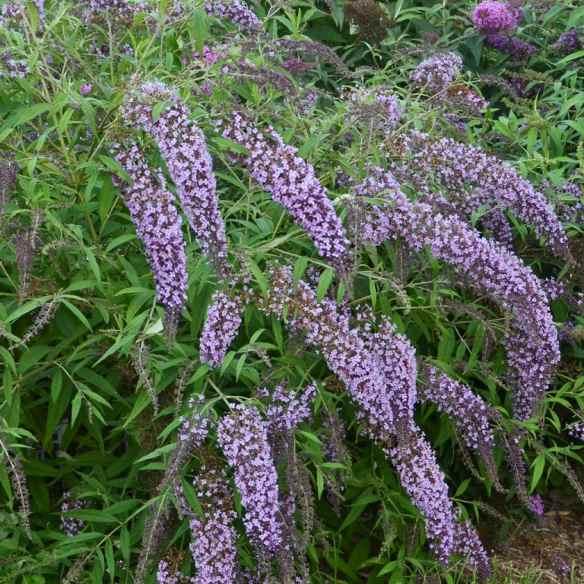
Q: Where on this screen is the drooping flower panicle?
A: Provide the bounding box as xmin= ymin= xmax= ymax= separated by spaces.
xmin=115 ymin=142 xmax=188 ymax=328
xmin=389 ymin=427 xmax=457 ymax=564
xmin=396 ymin=132 xmax=569 ymax=258
xmin=124 ymin=82 xmax=230 ymax=278
xmin=262 ymin=269 xmax=478 ymax=566
xmin=217 ymin=404 xmax=282 ymax=553
xmin=199 ymin=291 xmax=243 ymax=368
xmin=354 ymin=167 xmax=560 ymax=421
xmin=189 ymin=464 xmax=238 ymax=584
xmin=264 ymin=383 xmax=317 ymax=434
xmin=454 ymin=520 xmax=492 ymax=579
xmin=222 ymin=112 xmax=351 ymax=273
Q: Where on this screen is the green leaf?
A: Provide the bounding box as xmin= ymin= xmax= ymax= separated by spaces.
xmin=71 ymin=393 xmax=83 ymax=426
xmin=247 ymin=257 xmax=268 ymax=294
xmin=316 ymin=268 xmax=334 ymax=301
xmin=530 ymin=454 xmax=546 ymax=492
xmin=0 ymin=103 xmax=52 ymax=141
xmin=61 ymin=300 xmax=92 ymax=331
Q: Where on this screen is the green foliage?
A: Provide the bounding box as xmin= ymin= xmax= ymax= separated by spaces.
xmin=0 ymin=0 xmax=582 ymax=582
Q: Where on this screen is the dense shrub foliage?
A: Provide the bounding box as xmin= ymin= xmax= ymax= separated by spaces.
xmin=0 ymin=0 xmax=583 ymax=582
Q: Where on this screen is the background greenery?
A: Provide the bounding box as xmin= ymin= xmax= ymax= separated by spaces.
xmin=0 ymin=0 xmax=583 ymax=582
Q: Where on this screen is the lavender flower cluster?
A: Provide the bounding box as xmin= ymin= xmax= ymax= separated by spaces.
xmin=262 ymin=268 xmax=489 ymax=568
xmin=156 ymin=559 xmax=180 ymax=584
xmin=360 ymin=315 xmax=417 ymax=433
xmin=454 ymin=520 xmax=492 ymax=579
xmin=0 ymin=1 xmax=24 ymax=27
xmin=263 ymin=383 xmax=317 ymax=434
xmin=114 ymin=143 xmax=188 ymax=330
xmin=353 ymin=167 xmax=559 ymax=421
xmin=203 ymin=0 xmax=261 ymax=33
xmin=189 ymin=464 xmax=238 ymax=584
xmin=553 ymin=29 xmax=582 ymax=55
xmin=396 ymin=132 xmax=569 ymax=258
xmin=485 ymin=33 xmax=536 ymax=60
xmin=389 ymin=427 xmax=458 ymax=563
xmin=422 ymin=367 xmax=496 ymax=455
xmin=422 ymin=367 xmax=499 ymax=483
xmin=83 ymin=0 xmax=145 ymax=24
xmin=568 ymin=422 xmax=584 ymax=442
xmin=222 ymin=112 xmax=351 ymax=273
xmin=471 ymin=1 xmax=519 ymax=34
xmin=265 ymin=267 xmax=396 ymax=441
xmin=410 ymin=52 xmax=463 ymax=93
xmin=346 ymin=87 xmax=402 ymax=134
xmin=0 ymin=52 xmax=29 ymax=79
xmin=124 ymin=82 xmax=230 ymax=279
xmin=217 ymin=404 xmax=282 ymax=553
xmin=199 ymin=291 xmax=243 ymax=368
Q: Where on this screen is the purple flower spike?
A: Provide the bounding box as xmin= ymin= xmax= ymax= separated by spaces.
xmin=528 ymin=494 xmax=545 ymax=517
xmin=410 ymin=52 xmax=463 ymax=93
xmin=203 ymin=0 xmax=261 ymax=32
xmin=124 ymin=82 xmax=230 ymax=279
xmin=362 ymin=315 xmax=417 ymax=433
xmin=553 ymin=29 xmax=581 ymax=55
xmin=263 ymin=268 xmax=489 ymax=568
xmin=454 ymin=520 xmax=492 ymax=579
xmin=568 ymin=421 xmax=584 ymax=442
xmin=156 ymin=559 xmax=180 ymax=584
xmin=199 ymin=291 xmax=243 ymax=368
xmin=189 ymin=464 xmax=238 ymax=584
xmin=422 ymin=367 xmax=500 ymax=485
xmin=264 ymin=383 xmax=317 ymax=434
xmin=80 ymin=83 xmax=93 ymax=96
xmin=485 ymin=33 xmax=536 ymax=60
xmin=471 ymin=1 xmax=519 ymax=34
xmin=222 ymin=112 xmax=351 ymax=273
xmin=423 ymin=367 xmax=495 ymax=455
xmin=355 ymin=167 xmax=559 ymax=421
xmin=115 ymin=143 xmax=188 ymax=332
xmin=217 ymin=404 xmax=282 ymax=553
xmin=397 ymin=133 xmax=569 ymax=258
xmin=389 ymin=428 xmax=457 ymax=564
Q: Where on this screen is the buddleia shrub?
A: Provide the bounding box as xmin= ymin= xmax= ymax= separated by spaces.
xmin=0 ymin=0 xmax=583 ymax=583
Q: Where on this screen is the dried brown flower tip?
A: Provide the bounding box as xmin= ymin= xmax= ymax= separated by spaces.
xmin=132 ymin=339 xmax=159 ymax=414
xmin=14 ymin=297 xmax=59 ymax=349
xmin=13 ymin=209 xmax=43 ymax=303
xmin=0 ymin=156 xmax=18 ymax=216
xmin=0 ymin=431 xmax=32 ymax=539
